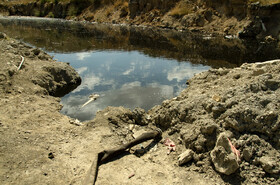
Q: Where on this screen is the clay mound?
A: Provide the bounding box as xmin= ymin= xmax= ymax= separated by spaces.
xmin=144 ymin=60 xmax=280 ymax=183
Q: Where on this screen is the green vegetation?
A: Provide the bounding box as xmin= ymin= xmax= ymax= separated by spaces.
xmin=33 ymin=8 xmax=41 ymax=17
xmin=47 ymin=11 xmax=54 ymax=17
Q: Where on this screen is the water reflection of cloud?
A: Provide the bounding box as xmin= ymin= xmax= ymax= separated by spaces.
xmin=121 ymin=81 xmax=141 ymax=89
xmin=76 ymin=52 xmax=91 ymax=61
xmin=148 ymin=82 xmax=174 ymax=98
xmin=59 ymin=51 xmax=211 ymax=121
xmin=167 ymin=65 xmax=210 ymax=82
xmin=73 ymin=73 xmax=101 ymax=92
xmin=76 ymin=66 xmax=88 ymax=75
xmin=61 ymin=81 xmax=176 ymax=121
xmin=122 ymin=66 xmax=135 ymax=75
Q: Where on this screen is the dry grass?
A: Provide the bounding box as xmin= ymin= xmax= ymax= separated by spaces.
xmin=104 ymin=0 xmax=128 ymax=16
xmin=1 ymin=0 xmax=69 ymax=5
xmin=169 ymin=1 xmax=193 ymax=17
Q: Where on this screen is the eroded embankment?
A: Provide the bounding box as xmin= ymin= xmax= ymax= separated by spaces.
xmin=1 ymin=0 xmax=280 ymax=41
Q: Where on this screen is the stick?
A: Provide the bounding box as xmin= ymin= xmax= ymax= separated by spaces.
xmin=83 ymin=128 xmax=162 ymax=185
xmin=17 ymin=56 xmax=24 ymax=71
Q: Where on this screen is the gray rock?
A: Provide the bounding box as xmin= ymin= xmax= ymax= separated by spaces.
xmin=210 ymin=132 xmax=239 ymax=175
xmin=243 ymin=148 xmax=252 ymax=162
xmin=211 ymin=146 xmax=239 ymax=175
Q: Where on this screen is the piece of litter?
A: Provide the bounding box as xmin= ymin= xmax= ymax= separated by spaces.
xmin=164 ymin=138 xmax=176 ymax=154
xmin=227 ymin=137 xmax=241 ymax=162
xmin=212 ymin=94 xmax=221 ymax=102
xmin=17 ymin=56 xmax=24 ymax=71
xmin=69 ymin=119 xmax=83 ymax=126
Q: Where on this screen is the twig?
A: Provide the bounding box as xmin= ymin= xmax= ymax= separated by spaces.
xmin=17 ymin=56 xmax=24 ymax=71
xmin=83 ymin=128 xmax=162 ymax=185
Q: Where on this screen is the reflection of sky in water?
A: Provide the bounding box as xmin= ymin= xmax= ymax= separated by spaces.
xmin=51 ymin=50 xmax=210 ymax=121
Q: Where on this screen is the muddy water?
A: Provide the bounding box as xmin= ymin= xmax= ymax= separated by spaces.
xmin=1 ymin=17 xmax=279 ymax=121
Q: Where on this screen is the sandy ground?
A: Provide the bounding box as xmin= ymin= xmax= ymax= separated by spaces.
xmin=0 ymin=32 xmax=279 ymax=185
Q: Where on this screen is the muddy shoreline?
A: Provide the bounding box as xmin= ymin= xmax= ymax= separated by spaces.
xmin=1 ymin=29 xmax=280 ymax=185
xmin=1 ymin=16 xmax=280 ymax=68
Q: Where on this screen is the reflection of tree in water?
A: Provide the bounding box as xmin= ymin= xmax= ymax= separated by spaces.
xmin=0 ymin=17 xmax=279 ymax=67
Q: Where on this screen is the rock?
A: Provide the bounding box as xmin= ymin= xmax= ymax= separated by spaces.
xmin=211 ymin=146 xmax=239 ymax=175
xmin=243 ymin=148 xmax=252 ymax=162
xmin=178 ymin=149 xmax=194 ymax=166
xmin=259 ymin=156 xmax=280 ymax=174
xmin=48 ymin=152 xmax=55 ymax=159
xmin=210 ymin=132 xmax=239 ymax=175
xmin=0 ymin=32 xmax=7 ymax=39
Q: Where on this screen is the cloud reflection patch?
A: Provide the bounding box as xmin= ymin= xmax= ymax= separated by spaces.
xmin=54 ymin=50 xmax=210 ymax=121
xmin=76 ymin=52 xmax=91 ymax=61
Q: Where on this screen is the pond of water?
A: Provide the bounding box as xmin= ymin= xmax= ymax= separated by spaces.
xmin=1 ymin=17 xmax=279 ymax=121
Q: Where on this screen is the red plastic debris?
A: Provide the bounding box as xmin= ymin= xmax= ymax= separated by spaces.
xmin=164 ymin=138 xmax=176 ymax=154
xmin=227 ymin=137 xmax=241 ymax=162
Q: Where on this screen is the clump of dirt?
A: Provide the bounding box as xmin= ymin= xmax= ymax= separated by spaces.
xmin=0 ymin=32 xmax=279 ymax=185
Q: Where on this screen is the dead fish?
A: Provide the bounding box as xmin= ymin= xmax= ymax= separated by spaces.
xmin=81 ymin=94 xmax=100 ymax=108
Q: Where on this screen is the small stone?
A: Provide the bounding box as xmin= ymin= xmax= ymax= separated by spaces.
xmin=243 ymin=148 xmax=252 ymax=162
xmin=178 ymin=149 xmax=194 ymax=166
xmin=128 ymin=124 xmax=135 ymax=130
xmin=48 ymin=152 xmax=55 ymax=159
xmin=196 ymin=161 xmax=205 ymax=166
xmin=233 ymin=74 xmax=241 ymax=79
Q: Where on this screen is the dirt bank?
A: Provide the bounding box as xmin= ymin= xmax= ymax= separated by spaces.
xmin=0 ymin=32 xmax=279 ymax=184
xmin=1 ymin=0 xmax=280 ymax=42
